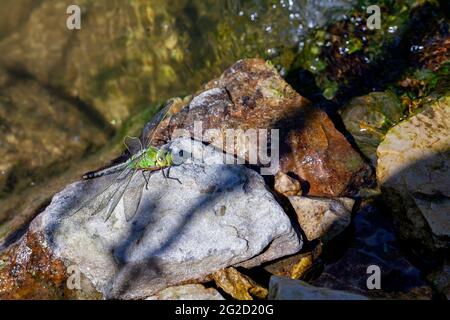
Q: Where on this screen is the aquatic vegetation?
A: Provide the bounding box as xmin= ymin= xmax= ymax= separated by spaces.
xmin=340 ymin=91 xmax=405 ymax=163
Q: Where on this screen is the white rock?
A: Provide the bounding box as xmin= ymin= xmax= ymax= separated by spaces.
xmin=377 ymin=97 xmax=450 ymax=250
xmin=268 ymin=276 xmax=368 ymax=300
xmin=288 ymin=196 xmax=354 ymax=241
xmin=30 ymin=138 xmax=301 ymax=299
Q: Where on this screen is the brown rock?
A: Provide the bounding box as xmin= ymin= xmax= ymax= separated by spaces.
xmin=280 ymin=107 xmax=371 ymax=196
xmin=274 ymin=172 xmax=302 ymax=197
xmin=149 ymin=58 xmax=371 ymax=196
xmin=0 ymin=232 xmax=101 ymax=300
xmin=212 ymin=267 xmax=268 ymax=300
xmin=264 ymin=243 xmax=322 ymax=279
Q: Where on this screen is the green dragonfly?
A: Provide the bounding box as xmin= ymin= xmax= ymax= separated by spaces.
xmin=70 ymin=102 xmax=181 ymax=221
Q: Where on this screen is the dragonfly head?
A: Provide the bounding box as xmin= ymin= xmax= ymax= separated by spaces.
xmin=156 ymin=148 xmax=173 ymax=167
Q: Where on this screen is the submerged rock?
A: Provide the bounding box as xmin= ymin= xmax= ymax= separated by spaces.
xmin=151 ymin=58 xmax=371 ymax=197
xmin=313 ymin=201 xmax=432 ymax=298
xmin=340 ymin=91 xmax=405 ymax=164
xmin=0 ymin=70 xmax=108 ymax=243
xmin=147 ymin=284 xmax=224 ymax=300
xmin=0 ymin=1 xmax=357 ymax=127
xmin=0 ymin=73 xmax=108 ymax=196
xmin=377 ymin=95 xmax=450 ymax=251
xmin=0 ymin=138 xmax=301 ymax=299
xmin=268 ymin=276 xmax=368 ymax=300
xmin=288 ymin=196 xmax=354 ymax=242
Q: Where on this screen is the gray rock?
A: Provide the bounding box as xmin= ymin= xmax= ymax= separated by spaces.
xmin=288 ymin=196 xmax=354 ymax=242
xmin=30 ymin=138 xmax=301 ymax=299
xmin=268 ymin=276 xmax=368 ymax=300
xmin=146 ymin=284 xmax=225 ymax=300
xmin=377 ymin=96 xmax=450 ymax=250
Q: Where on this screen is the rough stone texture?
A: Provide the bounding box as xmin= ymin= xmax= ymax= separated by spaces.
xmin=146 ymin=284 xmax=224 ymax=300
xmin=274 ymin=172 xmax=302 ymax=197
xmin=151 ymin=58 xmax=371 ymax=197
xmin=212 ymin=267 xmax=268 ymax=300
xmin=340 ymin=91 xmax=405 ymax=164
xmin=278 ymin=107 xmax=371 ymax=196
xmin=268 ymin=276 xmax=368 ymax=300
xmin=313 ymin=201 xmax=432 ymax=299
xmin=377 ymin=96 xmax=450 ymax=251
xmin=2 ymin=138 xmax=301 ymax=299
xmin=288 ymin=196 xmax=354 ymax=242
xmin=264 ymin=243 xmax=322 ymax=279
xmin=0 ymin=232 xmax=101 ymax=300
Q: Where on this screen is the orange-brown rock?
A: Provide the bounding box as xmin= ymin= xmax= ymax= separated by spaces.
xmin=212 ymin=267 xmax=268 ymax=300
xmin=0 ymin=232 xmax=101 ymax=300
xmin=0 ymin=232 xmax=69 ymax=299
xmin=149 ymin=58 xmax=371 ymax=196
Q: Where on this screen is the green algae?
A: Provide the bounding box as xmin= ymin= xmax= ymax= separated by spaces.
xmin=340 ymin=91 xmax=405 ymax=163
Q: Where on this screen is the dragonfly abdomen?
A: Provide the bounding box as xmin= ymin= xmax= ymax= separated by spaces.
xmin=83 ymin=162 xmax=129 ymax=179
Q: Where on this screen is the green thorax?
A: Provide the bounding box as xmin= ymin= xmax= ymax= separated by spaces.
xmin=129 ymin=146 xmax=173 ymax=170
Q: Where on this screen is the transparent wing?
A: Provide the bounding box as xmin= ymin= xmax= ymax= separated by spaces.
xmin=124 ymin=136 xmax=143 ymax=155
xmin=70 ymin=166 xmax=133 ymax=217
xmin=141 ymin=101 xmax=175 ymax=148
xmin=104 ymin=169 xmax=137 ymax=221
xmin=123 ymin=178 xmax=145 ymax=221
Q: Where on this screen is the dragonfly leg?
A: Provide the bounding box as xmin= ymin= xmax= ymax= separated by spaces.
xmin=161 ymin=167 xmax=167 ymax=181
xmin=166 ymin=166 xmax=182 ymax=184
xmin=141 ymin=170 xmax=149 ymax=190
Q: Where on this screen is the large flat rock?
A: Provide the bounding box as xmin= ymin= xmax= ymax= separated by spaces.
xmin=1 ymin=138 xmax=301 ymax=299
